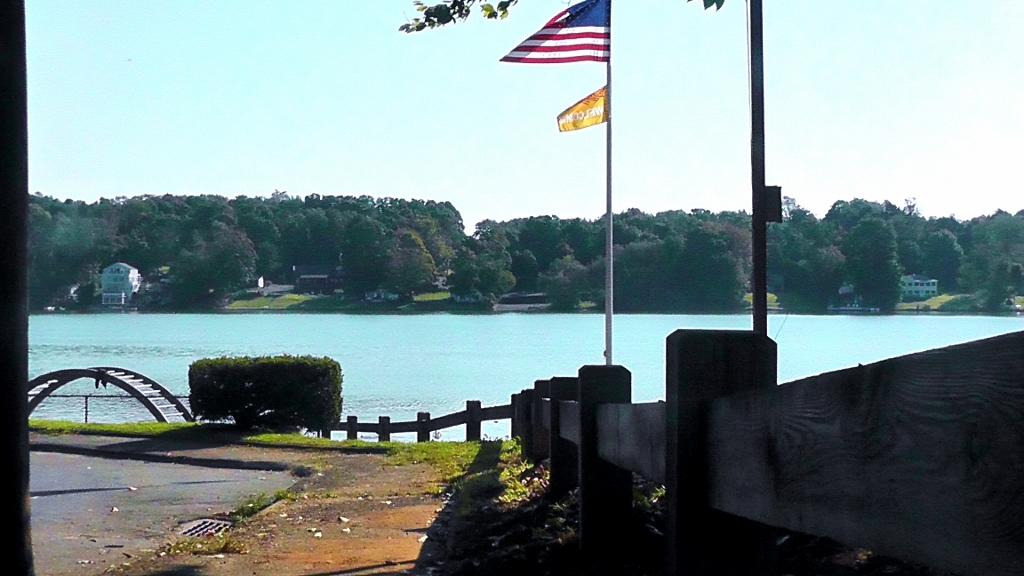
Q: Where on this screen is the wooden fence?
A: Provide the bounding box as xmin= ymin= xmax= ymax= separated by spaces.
xmin=508 ymin=329 xmax=1024 ymax=576
xmin=337 ymin=400 xmax=511 ymax=442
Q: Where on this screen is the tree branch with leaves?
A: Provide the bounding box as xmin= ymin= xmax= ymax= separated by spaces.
xmin=399 ymin=0 xmax=723 ymax=33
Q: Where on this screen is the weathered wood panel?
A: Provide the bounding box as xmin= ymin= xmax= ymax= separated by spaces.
xmin=428 ymin=410 xmax=467 ymax=431
xmin=533 ymin=380 xmax=551 ymax=459
xmin=559 ymin=400 xmax=580 ymax=445
xmin=596 ymin=401 xmax=666 ymax=483
xmin=480 ymin=403 xmax=511 ymax=420
xmin=707 ymin=330 xmax=1024 ymax=576
xmin=540 ymin=398 xmax=551 ymax=429
xmin=388 ymin=420 xmax=418 ymax=434
xmin=548 ymin=377 xmax=580 ymax=497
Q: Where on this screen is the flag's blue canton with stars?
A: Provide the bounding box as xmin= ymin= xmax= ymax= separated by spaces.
xmin=500 ymin=0 xmax=610 ymax=64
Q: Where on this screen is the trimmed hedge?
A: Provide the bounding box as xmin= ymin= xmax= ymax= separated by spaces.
xmin=188 ymin=355 xmax=342 ymax=430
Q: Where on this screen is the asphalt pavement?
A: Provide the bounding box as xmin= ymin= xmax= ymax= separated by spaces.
xmin=30 ymin=451 xmax=295 ymax=575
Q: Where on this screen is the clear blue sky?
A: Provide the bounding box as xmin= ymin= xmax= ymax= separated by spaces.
xmin=26 ymin=1 xmax=1024 ymax=230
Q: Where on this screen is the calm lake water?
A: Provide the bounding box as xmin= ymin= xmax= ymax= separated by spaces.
xmin=29 ymin=313 xmax=1024 ymax=440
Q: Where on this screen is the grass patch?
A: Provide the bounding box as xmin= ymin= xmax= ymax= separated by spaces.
xmin=743 ymin=292 xmax=779 ymax=306
xmin=383 ymin=440 xmax=482 ymax=483
xmin=895 ymin=293 xmax=958 ymax=311
xmin=30 ymin=419 xmax=487 ymax=482
xmin=226 ymin=294 xmax=314 ymax=310
xmin=413 ymin=291 xmax=451 ymax=302
xmin=230 ymin=489 xmax=295 ymax=521
xmin=29 ymin=420 xmax=197 ymax=436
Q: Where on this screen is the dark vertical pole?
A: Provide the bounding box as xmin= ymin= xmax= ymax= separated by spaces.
xmin=531 ymin=380 xmax=550 ymax=460
xmin=664 ymin=330 xmax=777 ymax=576
xmin=378 ymin=416 xmax=391 ymax=442
xmin=547 ymin=377 xmax=579 ymax=499
xmin=577 ymin=365 xmax=631 ymax=560
xmin=749 ymin=0 xmax=768 ymax=336
xmin=465 ymin=400 xmax=481 ymax=442
xmin=346 ymin=415 xmax=358 ymax=440
xmin=518 ymin=388 xmax=535 ymax=460
xmin=416 ymin=411 xmax=430 ymax=443
xmin=0 ymin=0 xmax=33 ymax=572
xmin=509 ymin=393 xmax=520 ymax=439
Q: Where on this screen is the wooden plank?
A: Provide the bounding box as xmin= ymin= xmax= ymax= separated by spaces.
xmin=548 ymin=377 xmax=579 ymax=498
xmin=428 ymin=410 xmax=467 ymax=432
xmin=389 ymin=420 xmax=417 ymax=434
xmin=540 ymin=398 xmax=551 ymax=429
xmin=665 ymin=329 xmax=778 ymax=576
xmin=596 ymin=401 xmax=665 ymax=483
xmin=577 ymin=365 xmax=632 ymax=560
xmin=533 ymin=380 xmax=551 ymax=460
xmin=706 ymin=330 xmax=1024 ymax=576
xmin=356 ymin=423 xmax=379 ymax=433
xmin=480 ymin=403 xmax=511 ymax=420
xmin=559 ymin=400 xmax=580 ymax=445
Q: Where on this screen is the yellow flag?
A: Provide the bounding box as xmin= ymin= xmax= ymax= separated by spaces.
xmin=557 ymin=86 xmax=607 ymax=133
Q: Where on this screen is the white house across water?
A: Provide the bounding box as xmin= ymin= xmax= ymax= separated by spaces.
xmin=101 ymin=262 xmax=142 ymax=306
xmin=900 ymin=274 xmax=938 ymax=300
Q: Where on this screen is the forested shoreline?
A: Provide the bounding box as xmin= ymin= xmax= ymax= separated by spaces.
xmin=28 ymin=192 xmax=1024 ymax=313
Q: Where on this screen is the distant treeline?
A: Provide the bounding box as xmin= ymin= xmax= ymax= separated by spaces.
xmin=27 ymin=192 xmax=1024 ymax=313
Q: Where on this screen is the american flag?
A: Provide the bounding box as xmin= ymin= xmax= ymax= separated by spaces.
xmin=500 ymin=0 xmax=610 ymax=64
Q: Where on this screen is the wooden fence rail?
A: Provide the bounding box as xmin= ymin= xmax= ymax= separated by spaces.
xmin=338 ymin=400 xmax=512 ymax=442
xmin=508 ymin=328 xmax=1024 ymax=576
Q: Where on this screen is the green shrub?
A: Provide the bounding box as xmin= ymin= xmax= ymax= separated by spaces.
xmin=188 ymin=355 xmax=342 ymax=430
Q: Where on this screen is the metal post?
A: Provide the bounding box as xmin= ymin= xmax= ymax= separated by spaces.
xmin=603 ymin=0 xmax=615 ymax=364
xmin=749 ymin=0 xmax=768 ymax=336
xmin=0 ymin=0 xmax=34 ymax=571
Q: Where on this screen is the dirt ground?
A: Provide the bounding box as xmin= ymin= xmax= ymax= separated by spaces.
xmin=68 ymin=447 xmax=448 ymax=576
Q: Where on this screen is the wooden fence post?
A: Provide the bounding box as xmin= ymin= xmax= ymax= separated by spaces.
xmin=519 ymin=388 xmax=536 ymax=460
xmin=466 ymin=400 xmax=482 ymax=441
xmin=346 ymin=415 xmax=358 ymax=440
xmin=548 ymin=376 xmax=579 ymax=499
xmin=532 ymin=380 xmax=551 ymax=460
xmin=417 ymin=411 xmax=431 ymax=442
xmin=578 ymin=364 xmax=632 ymax=559
xmin=510 ymin=393 xmax=520 ymax=439
xmin=378 ymin=415 xmax=391 ymax=442
xmin=664 ymin=329 xmax=777 ymax=576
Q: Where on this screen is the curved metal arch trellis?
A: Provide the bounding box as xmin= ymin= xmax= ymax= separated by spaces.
xmin=27 ymin=367 xmax=194 ymax=423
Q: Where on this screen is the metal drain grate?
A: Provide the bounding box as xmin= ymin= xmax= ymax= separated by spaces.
xmin=179 ymin=518 xmax=233 ymax=537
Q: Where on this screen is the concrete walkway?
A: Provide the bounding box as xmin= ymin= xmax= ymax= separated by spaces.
xmin=29 ymin=434 xmax=304 ymax=575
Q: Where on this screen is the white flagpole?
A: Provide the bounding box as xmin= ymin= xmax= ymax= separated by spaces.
xmin=603 ymin=0 xmax=614 ymax=366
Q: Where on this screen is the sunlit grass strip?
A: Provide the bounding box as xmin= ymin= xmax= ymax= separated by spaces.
xmin=895 ymin=293 xmax=958 ymax=311
xmin=30 ymin=419 xmax=484 ymax=482
xmin=29 ymin=420 xmax=196 ymax=436
xmin=413 ymin=291 xmax=451 ymax=302
xmin=226 ymin=294 xmax=314 ymax=309
xmin=743 ymin=292 xmax=779 ymax=306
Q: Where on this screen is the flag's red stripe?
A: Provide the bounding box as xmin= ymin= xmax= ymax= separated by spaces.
xmin=500 ymin=54 xmax=609 ymax=64
xmin=542 ymin=9 xmax=570 ymax=27
xmin=511 ymin=43 xmax=609 ymax=53
xmin=527 ymin=31 xmax=609 ymax=41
